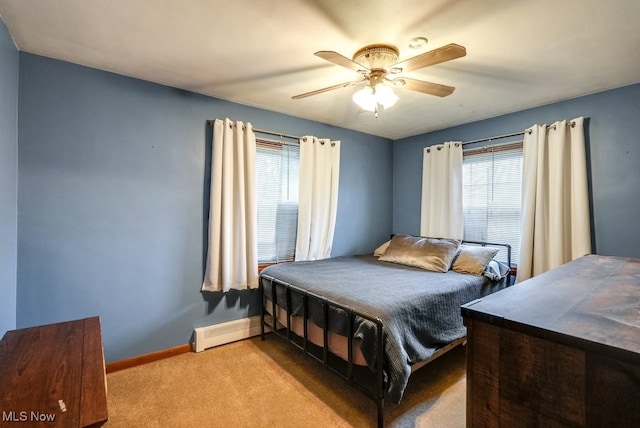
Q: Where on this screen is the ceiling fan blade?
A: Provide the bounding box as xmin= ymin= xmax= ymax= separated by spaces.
xmin=392 ymin=43 xmax=466 ymax=73
xmin=315 ymin=51 xmax=369 ymax=73
xmin=292 ymin=77 xmax=365 ymax=99
xmin=392 ymin=78 xmax=456 ymax=97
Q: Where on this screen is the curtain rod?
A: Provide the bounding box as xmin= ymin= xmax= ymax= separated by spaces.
xmin=253 ymin=127 xmax=301 ymax=141
xmin=461 ymin=130 xmax=528 ymax=146
xmin=461 ymin=120 xmax=576 ymax=146
xmin=206 ymin=120 xmax=301 ymax=141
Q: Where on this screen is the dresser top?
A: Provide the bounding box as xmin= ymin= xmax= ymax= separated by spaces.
xmin=462 ymin=254 xmax=640 ymax=360
xmin=0 ymin=316 xmax=108 ymax=427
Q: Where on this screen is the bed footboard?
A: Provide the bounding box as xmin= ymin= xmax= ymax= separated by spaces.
xmin=260 ymin=277 xmax=386 ymax=428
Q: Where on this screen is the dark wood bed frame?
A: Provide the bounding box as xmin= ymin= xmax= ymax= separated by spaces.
xmin=259 ymin=240 xmax=511 ymax=428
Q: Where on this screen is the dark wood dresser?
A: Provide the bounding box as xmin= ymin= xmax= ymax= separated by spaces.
xmin=461 ymin=254 xmax=640 ymax=427
xmin=0 ymin=316 xmax=108 ymax=427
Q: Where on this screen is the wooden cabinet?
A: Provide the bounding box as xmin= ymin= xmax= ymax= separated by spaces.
xmin=462 ymin=255 xmax=640 ymax=427
xmin=0 ymin=317 xmax=108 ymax=427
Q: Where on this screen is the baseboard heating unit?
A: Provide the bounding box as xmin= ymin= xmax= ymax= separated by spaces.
xmin=193 ymin=316 xmax=262 ymax=352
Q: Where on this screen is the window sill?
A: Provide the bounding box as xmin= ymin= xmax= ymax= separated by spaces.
xmin=258 ymin=264 xmax=274 ymax=274
xmin=258 ymin=261 xmax=294 ymax=273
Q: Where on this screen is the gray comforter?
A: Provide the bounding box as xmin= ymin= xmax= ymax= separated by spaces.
xmin=260 ymin=254 xmax=506 ymax=404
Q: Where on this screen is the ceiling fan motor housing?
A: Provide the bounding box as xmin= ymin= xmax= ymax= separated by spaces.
xmin=353 ymin=44 xmax=399 ymax=71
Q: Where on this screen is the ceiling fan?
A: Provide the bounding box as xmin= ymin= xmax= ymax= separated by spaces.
xmin=292 ymin=43 xmax=466 ymax=115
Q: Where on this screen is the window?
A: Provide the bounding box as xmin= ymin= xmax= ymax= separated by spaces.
xmin=462 ymin=142 xmax=523 ymax=266
xmin=256 ymin=140 xmax=299 ymax=264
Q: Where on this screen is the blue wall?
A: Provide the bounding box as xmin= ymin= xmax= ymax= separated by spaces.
xmin=393 ymin=84 xmax=640 ymax=259
xmin=10 ymin=40 xmax=640 ymax=363
xmin=0 ymin=18 xmax=18 ymax=337
xmin=16 ymin=53 xmax=393 ymax=362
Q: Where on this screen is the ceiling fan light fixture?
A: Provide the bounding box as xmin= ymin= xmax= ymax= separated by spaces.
xmin=352 ymin=86 xmax=377 ymax=112
xmin=374 ymin=84 xmax=398 ymax=109
xmin=352 ymin=84 xmax=398 ymax=112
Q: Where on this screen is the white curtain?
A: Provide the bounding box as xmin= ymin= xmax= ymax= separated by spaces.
xmin=420 ymin=141 xmax=463 ymax=239
xmin=202 ymin=118 xmax=258 ymax=292
xmin=517 ymin=117 xmax=591 ymax=282
xmin=295 ymin=136 xmax=340 ymax=261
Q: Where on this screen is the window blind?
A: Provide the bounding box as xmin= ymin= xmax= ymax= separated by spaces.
xmin=256 ymin=140 xmax=299 ymax=263
xmin=462 ymin=142 xmax=523 ymax=265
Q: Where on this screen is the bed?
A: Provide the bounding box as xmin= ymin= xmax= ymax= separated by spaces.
xmin=259 ymin=234 xmax=511 ymax=427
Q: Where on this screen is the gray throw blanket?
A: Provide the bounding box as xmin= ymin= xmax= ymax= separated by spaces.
xmin=261 ymin=255 xmax=505 ymax=404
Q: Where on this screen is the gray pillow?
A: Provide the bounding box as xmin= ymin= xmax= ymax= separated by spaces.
xmin=379 ymin=234 xmax=461 ymax=272
xmin=451 ymin=244 xmax=499 ymax=276
xmin=483 ymin=260 xmax=511 ymax=281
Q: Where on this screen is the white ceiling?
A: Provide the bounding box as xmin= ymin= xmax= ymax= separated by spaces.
xmin=1 ymin=0 xmax=639 ymax=140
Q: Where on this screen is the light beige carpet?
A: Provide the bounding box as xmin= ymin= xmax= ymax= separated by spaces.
xmin=106 ymin=335 xmax=466 ymax=427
